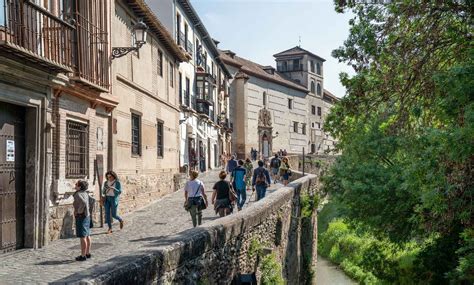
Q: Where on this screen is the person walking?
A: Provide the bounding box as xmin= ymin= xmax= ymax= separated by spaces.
xmin=184 ymin=170 xmax=208 ymax=227
xmin=220 ymin=152 xmax=227 ymax=169
xmin=279 ymin=157 xmax=292 ymax=186
xmin=252 ymin=160 xmax=271 ymax=201
xmin=226 ymin=155 xmax=238 ymax=176
xmin=73 ymin=180 xmax=91 ymax=261
xmin=211 ymin=171 xmax=234 ymax=217
xmin=244 ymin=158 xmax=254 ymax=191
xmin=269 ymin=154 xmax=281 ymax=184
xmin=231 ymin=160 xmax=247 ymax=211
xmin=102 ymin=171 xmax=124 ymax=234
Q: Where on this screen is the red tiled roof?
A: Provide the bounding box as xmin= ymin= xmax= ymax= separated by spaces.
xmin=323 ymin=89 xmax=340 ymax=102
xmin=273 ymin=46 xmax=326 ymax=62
xmin=219 ymin=51 xmax=308 ymax=93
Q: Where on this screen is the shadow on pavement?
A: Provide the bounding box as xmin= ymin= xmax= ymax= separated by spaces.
xmin=36 ymin=260 xmax=75 ymax=266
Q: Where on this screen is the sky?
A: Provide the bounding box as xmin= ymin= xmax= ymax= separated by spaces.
xmin=190 ymin=0 xmax=355 ymax=98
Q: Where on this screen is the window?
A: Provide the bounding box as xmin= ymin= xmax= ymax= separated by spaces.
xmin=184 ymin=23 xmax=188 ymax=50
xmin=66 ymin=121 xmax=89 ymax=178
xmin=158 ymin=50 xmax=163 ymax=77
xmin=311 ymin=105 xmax=316 ymax=115
xmin=317 ymin=83 xmax=322 ymax=95
xmin=302 ymin=123 xmax=306 ymax=135
xmin=293 ymin=59 xmax=300 ymax=70
xmin=131 ymin=113 xmax=141 ymax=155
xmin=310 ymin=81 xmax=315 ymax=93
xmin=169 ymin=62 xmax=174 ymax=87
xmin=310 ymin=60 xmax=315 ymax=73
xmin=293 ymin=121 xmax=298 ymax=133
xmin=179 ymin=72 xmax=183 ymax=104
xmin=317 ymin=122 xmax=321 ymax=129
xmin=316 ymin=62 xmax=321 ymax=75
xmin=288 ymin=98 xmax=293 ymax=109
xmin=157 ymin=121 xmax=164 ymax=157
xmin=185 ymin=77 xmax=190 ymax=106
xmin=263 ymin=91 xmax=267 ymax=106
xmin=176 ymin=14 xmax=181 ymax=45
xmin=317 ymin=107 xmax=322 ymax=116
xmin=282 ymin=61 xmax=287 ymax=71
xmin=311 ymin=122 xmax=315 ymax=128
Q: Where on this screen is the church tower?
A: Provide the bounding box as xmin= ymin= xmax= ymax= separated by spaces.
xmin=273 ymin=46 xmax=325 ymax=98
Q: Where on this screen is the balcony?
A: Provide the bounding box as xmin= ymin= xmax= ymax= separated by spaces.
xmin=0 ymin=0 xmax=75 ymax=72
xmin=196 ymin=69 xmax=216 ymax=85
xmin=0 ymin=0 xmax=110 ymax=90
xmin=178 ymin=30 xmax=185 ymax=47
xmin=72 ymin=0 xmax=110 ymax=91
xmin=186 ymin=39 xmax=193 ymax=56
xmin=196 ymin=100 xmax=211 ymax=118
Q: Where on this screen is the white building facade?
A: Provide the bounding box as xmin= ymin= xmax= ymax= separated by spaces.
xmin=148 ymin=0 xmax=232 ymax=173
xmin=221 ymin=47 xmax=339 ymax=158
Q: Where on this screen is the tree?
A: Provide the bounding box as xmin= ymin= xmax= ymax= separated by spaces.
xmin=324 ymin=0 xmax=473 ymax=282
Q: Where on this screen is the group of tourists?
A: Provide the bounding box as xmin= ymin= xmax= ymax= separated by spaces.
xmin=183 ymin=152 xmax=292 ymax=228
xmin=70 ymin=152 xmax=292 ymax=261
xmin=72 ymin=171 xmax=125 ymax=261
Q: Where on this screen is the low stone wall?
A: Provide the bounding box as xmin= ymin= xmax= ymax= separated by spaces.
xmin=83 ymin=172 xmax=319 ymax=284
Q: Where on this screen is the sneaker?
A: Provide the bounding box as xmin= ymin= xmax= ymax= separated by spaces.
xmin=120 ymin=220 xmax=124 ymax=229
xmin=86 ymin=254 xmax=91 ymax=259
xmin=75 ymin=256 xmax=87 ymax=261
xmin=107 ymin=229 xmax=113 ymax=234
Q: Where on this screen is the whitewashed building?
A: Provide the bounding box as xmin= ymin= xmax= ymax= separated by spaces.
xmin=221 ymin=47 xmax=339 ymax=158
xmin=149 ymin=0 xmax=232 ymax=173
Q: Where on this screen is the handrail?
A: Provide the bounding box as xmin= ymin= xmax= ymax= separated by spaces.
xmin=25 ymin=0 xmax=75 ymax=29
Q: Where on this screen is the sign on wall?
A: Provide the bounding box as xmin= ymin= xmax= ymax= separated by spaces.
xmin=6 ymin=140 xmax=15 ymax=162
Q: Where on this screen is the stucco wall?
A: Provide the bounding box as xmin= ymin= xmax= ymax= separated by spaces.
xmin=79 ymin=170 xmax=319 ymax=285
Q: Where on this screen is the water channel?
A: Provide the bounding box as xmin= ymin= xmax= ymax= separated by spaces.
xmin=315 ymin=255 xmax=356 ymax=285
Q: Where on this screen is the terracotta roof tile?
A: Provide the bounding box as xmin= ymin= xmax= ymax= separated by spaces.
xmin=273 ymin=46 xmax=326 ymax=62
xmin=219 ymin=51 xmax=308 ymax=93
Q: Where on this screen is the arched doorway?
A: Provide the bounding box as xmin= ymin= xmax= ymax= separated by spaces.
xmin=262 ymin=132 xmax=269 ymax=158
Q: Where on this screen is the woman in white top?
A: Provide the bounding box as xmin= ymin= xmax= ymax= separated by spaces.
xmin=184 ymin=170 xmax=208 ymax=227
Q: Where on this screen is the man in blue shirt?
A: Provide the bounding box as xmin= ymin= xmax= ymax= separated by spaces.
xmin=232 ymin=160 xmax=247 ymax=211
xmin=226 ymin=155 xmax=238 ymax=176
xmin=252 ymin=160 xmax=271 ymax=201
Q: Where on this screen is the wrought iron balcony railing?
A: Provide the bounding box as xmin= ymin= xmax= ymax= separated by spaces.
xmin=0 ymin=0 xmax=75 ymax=71
xmin=0 ymin=0 xmax=109 ymax=90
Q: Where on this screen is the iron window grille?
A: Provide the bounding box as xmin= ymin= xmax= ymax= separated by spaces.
xmin=317 ymin=107 xmax=322 ymax=116
xmin=157 ymin=121 xmax=164 ymax=157
xmin=66 ymin=120 xmax=89 ymax=178
xmin=131 ymin=113 xmax=141 ymax=155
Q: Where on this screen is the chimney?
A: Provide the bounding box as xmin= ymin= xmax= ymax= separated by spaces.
xmin=262 ymin=66 xmax=275 ymax=75
xmin=222 ymin=50 xmax=236 ymax=59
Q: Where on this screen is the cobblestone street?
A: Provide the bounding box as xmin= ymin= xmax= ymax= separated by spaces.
xmin=0 ymin=168 xmax=282 ymax=284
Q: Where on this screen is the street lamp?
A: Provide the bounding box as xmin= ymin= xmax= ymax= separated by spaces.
xmin=112 ymin=20 xmax=148 ymax=59
xmin=272 ymin=131 xmax=279 ymax=139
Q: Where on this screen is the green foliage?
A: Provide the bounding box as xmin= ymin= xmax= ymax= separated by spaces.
xmin=300 ymin=193 xmax=319 ymax=218
xmin=323 ymin=0 xmax=474 ymax=282
xmin=260 ymin=253 xmax=285 ymax=285
xmin=248 ymin=238 xmax=263 ymax=258
xmin=319 ymin=219 xmax=421 ymax=284
xmin=247 ymin=239 xmax=285 ymax=285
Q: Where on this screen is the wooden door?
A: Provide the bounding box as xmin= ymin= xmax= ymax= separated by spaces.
xmin=0 ymin=102 xmax=25 ymax=253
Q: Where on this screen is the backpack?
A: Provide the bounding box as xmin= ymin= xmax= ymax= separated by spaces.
xmin=88 ymin=195 xmax=96 ymax=228
xmin=255 ymin=169 xmax=267 ymax=185
xmin=271 ymin=158 xmax=280 ymax=168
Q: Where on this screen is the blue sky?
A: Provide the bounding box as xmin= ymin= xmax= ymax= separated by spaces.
xmin=190 ymin=0 xmax=354 ymax=98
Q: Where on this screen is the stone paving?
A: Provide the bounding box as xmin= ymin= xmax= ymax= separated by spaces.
xmin=0 ymin=167 xmax=283 ymax=284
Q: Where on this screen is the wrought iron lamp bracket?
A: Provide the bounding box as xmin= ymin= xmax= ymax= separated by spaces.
xmin=111 ymin=43 xmax=144 ymax=59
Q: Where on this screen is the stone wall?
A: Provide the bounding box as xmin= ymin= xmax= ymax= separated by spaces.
xmin=82 ymin=171 xmax=319 ymax=284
